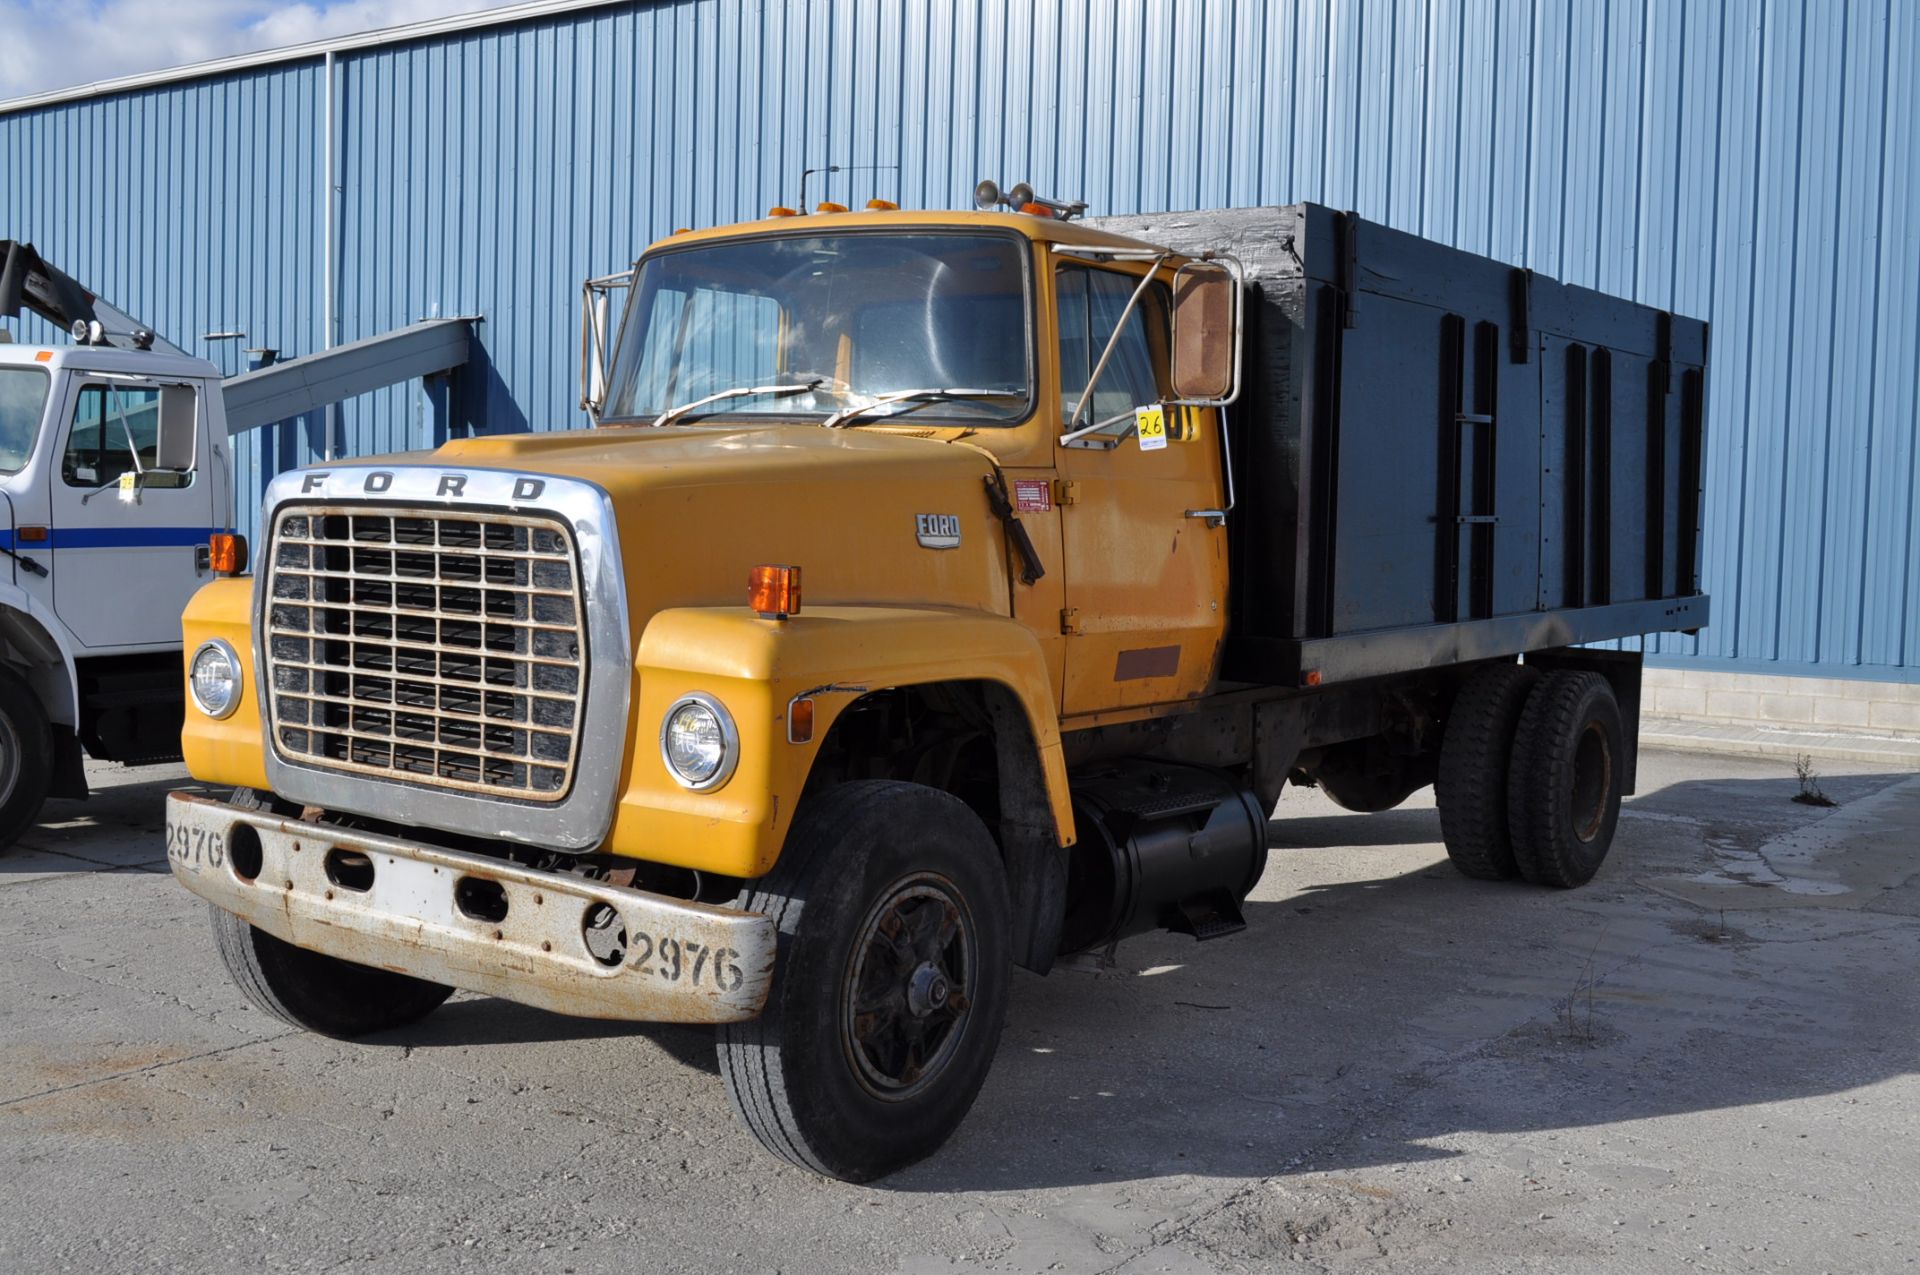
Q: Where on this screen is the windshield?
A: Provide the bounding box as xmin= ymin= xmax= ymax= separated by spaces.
xmin=602 ymin=231 xmax=1032 ymax=426
xmin=0 ymin=367 xmax=49 ymax=473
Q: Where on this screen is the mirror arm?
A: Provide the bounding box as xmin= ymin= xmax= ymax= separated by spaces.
xmin=579 ymin=268 xmax=635 ymax=424
xmin=1183 ymin=402 xmax=1237 ymax=528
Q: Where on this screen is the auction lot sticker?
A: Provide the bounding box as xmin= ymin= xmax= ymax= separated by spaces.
xmin=1136 ymin=405 xmax=1167 ymax=451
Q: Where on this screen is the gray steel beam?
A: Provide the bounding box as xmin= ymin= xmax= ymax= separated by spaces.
xmin=222 ymin=317 xmax=472 ymax=435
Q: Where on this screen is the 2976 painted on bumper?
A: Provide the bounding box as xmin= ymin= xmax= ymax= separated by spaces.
xmin=165 ymin=792 xmax=776 ymax=1023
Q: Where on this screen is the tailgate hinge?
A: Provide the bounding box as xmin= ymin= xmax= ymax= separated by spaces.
xmin=1060 ymin=607 xmax=1081 ymax=635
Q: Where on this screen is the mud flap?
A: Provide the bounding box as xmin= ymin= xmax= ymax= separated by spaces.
xmin=48 ymin=726 xmax=87 ymax=800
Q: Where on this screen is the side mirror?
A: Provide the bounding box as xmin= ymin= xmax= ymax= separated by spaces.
xmin=153 ymin=384 xmax=198 ymax=471
xmin=579 ymin=268 xmax=634 ymax=423
xmin=1170 ymin=260 xmax=1241 ymax=403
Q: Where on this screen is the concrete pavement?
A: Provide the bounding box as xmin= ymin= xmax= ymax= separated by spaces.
xmin=3 ymin=749 xmax=1917 ymax=1273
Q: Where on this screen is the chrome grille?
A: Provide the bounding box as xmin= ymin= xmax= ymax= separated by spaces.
xmin=264 ymin=505 xmax=586 ymax=802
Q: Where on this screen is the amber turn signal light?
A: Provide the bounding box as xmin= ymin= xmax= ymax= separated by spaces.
xmin=749 ymin=564 xmax=801 ymax=619
xmin=787 ymin=696 xmax=815 ymax=744
xmin=209 ymin=532 xmax=248 ymax=575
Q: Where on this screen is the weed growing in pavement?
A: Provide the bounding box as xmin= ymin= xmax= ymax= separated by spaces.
xmin=1792 ymin=753 xmax=1837 ymax=808
xmin=1560 ymin=931 xmax=1606 ymax=1045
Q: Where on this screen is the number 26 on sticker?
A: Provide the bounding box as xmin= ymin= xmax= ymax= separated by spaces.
xmin=1135 ymin=405 xmax=1167 ymax=452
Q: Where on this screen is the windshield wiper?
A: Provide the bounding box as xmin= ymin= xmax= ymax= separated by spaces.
xmin=649 ymin=379 xmax=822 ymax=429
xmin=821 ymin=388 xmax=1025 ymax=430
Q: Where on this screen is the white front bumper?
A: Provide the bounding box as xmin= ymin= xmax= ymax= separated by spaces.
xmin=166 ymin=791 xmax=775 ymax=1024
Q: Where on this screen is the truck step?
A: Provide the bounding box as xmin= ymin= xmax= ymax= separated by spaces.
xmin=1172 ymin=890 xmax=1249 ymax=941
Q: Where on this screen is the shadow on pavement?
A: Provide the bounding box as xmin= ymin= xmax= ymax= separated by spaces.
xmin=376 ymin=997 xmax=722 ymax=1076
xmin=26 ymin=758 xmax=1917 ymax=1195
xmin=0 ymin=772 xmax=221 ymax=876
xmin=879 ymin=767 xmax=1919 ymax=1191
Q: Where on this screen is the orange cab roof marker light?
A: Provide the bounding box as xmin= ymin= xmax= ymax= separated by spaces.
xmin=865 ymin=198 xmax=899 ymax=211
xmin=767 ymin=206 xmax=799 ymax=218
xmin=815 ymin=201 xmax=849 ymax=214
xmin=749 ymin=564 xmax=802 ymax=620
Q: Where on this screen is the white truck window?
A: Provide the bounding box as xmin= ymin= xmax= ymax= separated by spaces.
xmin=62 ymin=383 xmax=195 ymax=489
xmin=0 ymin=366 xmax=48 ymax=473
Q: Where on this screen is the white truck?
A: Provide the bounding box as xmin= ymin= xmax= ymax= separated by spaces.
xmin=0 ymin=240 xmax=468 ymax=845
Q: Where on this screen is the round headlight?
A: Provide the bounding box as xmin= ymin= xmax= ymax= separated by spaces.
xmin=660 ymin=693 xmax=738 ymax=791
xmin=189 ymin=639 xmax=242 ymax=719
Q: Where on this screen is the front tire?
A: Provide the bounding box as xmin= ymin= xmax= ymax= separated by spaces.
xmin=1506 ymin=672 xmax=1626 ymax=888
xmin=209 ymin=905 xmax=453 ymax=1037
xmin=717 ymin=780 xmax=1012 ymax=1182
xmin=0 ymin=667 xmax=53 ymax=850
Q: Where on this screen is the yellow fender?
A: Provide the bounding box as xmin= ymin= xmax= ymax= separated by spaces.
xmin=609 ymin=605 xmax=1072 ymax=878
xmin=179 ymin=578 xmax=271 ymax=792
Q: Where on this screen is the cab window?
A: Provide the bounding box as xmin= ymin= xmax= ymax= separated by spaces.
xmin=63 ymin=384 xmax=196 ymax=489
xmin=0 ymin=367 xmax=48 ymax=474
xmin=603 ymin=232 xmax=1032 ymax=425
xmin=1056 ymin=263 xmax=1171 ymax=431
xmin=622 ymin=286 xmax=783 ymax=410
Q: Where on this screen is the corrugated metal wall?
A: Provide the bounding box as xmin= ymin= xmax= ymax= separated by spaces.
xmin=2 ymin=0 xmax=1916 ymax=679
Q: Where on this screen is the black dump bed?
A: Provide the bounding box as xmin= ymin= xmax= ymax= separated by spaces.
xmin=1087 ymin=205 xmax=1710 ymax=687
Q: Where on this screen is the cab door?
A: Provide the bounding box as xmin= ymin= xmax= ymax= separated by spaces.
xmin=48 ymin=379 xmax=215 ymax=649
xmin=1053 ymin=261 xmax=1227 ymax=715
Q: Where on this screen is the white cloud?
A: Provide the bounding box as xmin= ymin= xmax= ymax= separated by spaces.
xmin=0 ymin=0 xmax=529 ymax=100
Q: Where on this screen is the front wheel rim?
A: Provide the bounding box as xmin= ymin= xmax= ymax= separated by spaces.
xmin=840 ymin=873 xmax=977 ymax=1102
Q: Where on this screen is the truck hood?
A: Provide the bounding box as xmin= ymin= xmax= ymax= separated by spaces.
xmin=434 ymin=421 xmax=986 ymax=498
xmin=427 ymin=423 xmax=1014 ymax=617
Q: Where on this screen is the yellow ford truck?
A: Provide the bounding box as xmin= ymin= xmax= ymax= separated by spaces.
xmin=167 ymin=191 xmax=1708 ymax=1181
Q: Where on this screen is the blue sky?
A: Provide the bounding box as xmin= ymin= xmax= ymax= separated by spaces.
xmin=0 ymin=0 xmax=525 ymax=99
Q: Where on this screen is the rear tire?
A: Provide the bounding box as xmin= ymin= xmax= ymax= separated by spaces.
xmin=0 ymin=667 xmax=53 ymax=851
xmin=209 ymin=905 xmax=453 ymax=1037
xmin=1506 ymin=672 xmax=1625 ymax=888
xmin=717 ymin=780 xmax=1012 ymax=1183
xmin=1435 ymin=663 xmax=1538 ymax=880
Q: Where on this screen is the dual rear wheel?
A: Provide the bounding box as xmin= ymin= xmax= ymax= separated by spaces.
xmin=1436 ymin=664 xmax=1625 ymax=888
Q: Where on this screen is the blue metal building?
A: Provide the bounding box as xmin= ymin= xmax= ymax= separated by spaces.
xmin=1 ymin=0 xmax=1915 ymax=681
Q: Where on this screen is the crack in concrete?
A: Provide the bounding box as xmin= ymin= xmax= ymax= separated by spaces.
xmin=0 ymin=1032 xmax=299 ymax=1110
xmin=0 ymin=854 xmax=168 ymax=888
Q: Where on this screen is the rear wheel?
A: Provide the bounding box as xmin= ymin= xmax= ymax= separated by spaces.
xmin=0 ymin=667 xmax=52 ymax=851
xmin=717 ymin=780 xmax=1011 ymax=1182
xmin=209 ymin=905 xmax=453 ymax=1037
xmin=1506 ymin=672 xmax=1625 ymax=888
xmin=1435 ymin=664 xmax=1538 ymax=880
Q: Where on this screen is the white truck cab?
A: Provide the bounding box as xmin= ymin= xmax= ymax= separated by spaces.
xmin=0 ymin=335 xmax=234 ymax=839
xmin=0 ymin=239 xmax=471 ymax=846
